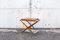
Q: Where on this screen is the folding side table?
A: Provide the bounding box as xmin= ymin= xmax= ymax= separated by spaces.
xmin=20 ymin=18 xmax=40 ymax=32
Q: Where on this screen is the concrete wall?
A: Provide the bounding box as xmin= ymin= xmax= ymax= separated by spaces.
xmin=0 ymin=0 xmax=60 ymax=28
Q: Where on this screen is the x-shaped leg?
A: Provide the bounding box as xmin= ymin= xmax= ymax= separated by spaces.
xmin=21 ymin=20 xmax=39 ymax=32
xmin=20 ymin=20 xmax=33 ymax=32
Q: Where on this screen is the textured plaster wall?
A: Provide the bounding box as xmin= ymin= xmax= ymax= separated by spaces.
xmin=0 ymin=0 xmax=60 ymax=28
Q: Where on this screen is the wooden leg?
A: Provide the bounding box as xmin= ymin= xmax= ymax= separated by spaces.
xmin=26 ymin=21 xmax=34 ymax=28
xmin=21 ymin=20 xmax=33 ymax=32
xmin=22 ymin=20 xmax=39 ymax=32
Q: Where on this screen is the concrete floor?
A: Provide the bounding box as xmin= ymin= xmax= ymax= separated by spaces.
xmin=0 ymin=31 xmax=60 ymax=40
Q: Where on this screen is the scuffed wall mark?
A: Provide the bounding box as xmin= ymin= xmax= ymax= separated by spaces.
xmin=44 ymin=23 xmax=50 ymax=26
xmin=17 ymin=9 xmax=20 ymax=14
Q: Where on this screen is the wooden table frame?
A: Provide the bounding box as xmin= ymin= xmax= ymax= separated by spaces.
xmin=20 ymin=18 xmax=40 ymax=32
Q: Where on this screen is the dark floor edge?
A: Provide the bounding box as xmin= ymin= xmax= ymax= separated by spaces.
xmin=0 ymin=28 xmax=60 ymax=30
